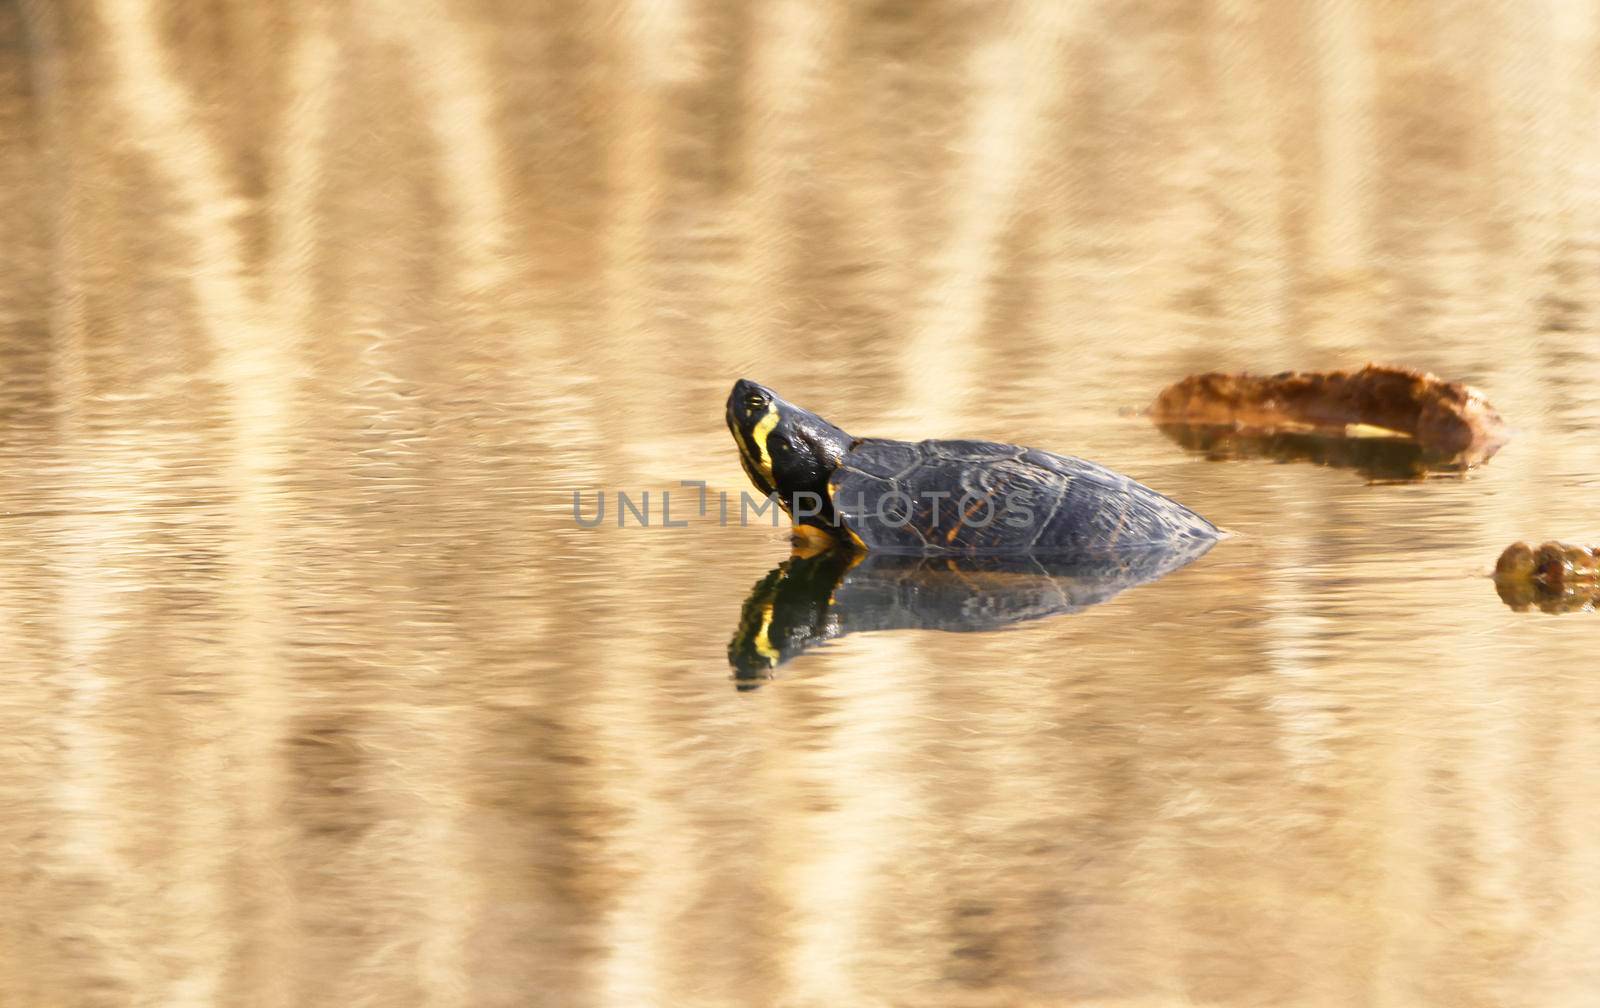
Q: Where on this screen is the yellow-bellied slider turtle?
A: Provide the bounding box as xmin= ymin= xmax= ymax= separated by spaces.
xmin=726 ymin=379 xmax=1217 ymax=555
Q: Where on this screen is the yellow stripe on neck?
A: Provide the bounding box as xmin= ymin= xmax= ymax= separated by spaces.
xmin=754 ymin=602 xmax=779 ymax=666
xmin=752 ymin=405 xmax=781 ymax=483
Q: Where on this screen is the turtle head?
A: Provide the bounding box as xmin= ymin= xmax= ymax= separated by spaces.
xmin=726 ymin=379 xmax=854 ymax=528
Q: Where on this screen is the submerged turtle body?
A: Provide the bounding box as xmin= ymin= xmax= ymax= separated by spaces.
xmin=831 ymin=437 xmax=1218 ymax=555
xmin=726 ymin=379 xmax=1218 ymax=556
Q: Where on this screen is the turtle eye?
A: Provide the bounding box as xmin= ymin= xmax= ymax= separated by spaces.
xmin=743 ymin=392 xmax=767 ymax=413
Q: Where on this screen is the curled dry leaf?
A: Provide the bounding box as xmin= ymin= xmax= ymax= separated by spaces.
xmin=1151 ymin=364 xmax=1511 ymax=471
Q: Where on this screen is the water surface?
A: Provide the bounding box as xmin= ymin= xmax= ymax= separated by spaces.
xmin=3 ymin=2 xmax=1600 ymax=1006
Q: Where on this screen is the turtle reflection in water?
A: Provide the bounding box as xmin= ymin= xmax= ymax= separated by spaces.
xmin=728 ymin=539 xmax=1214 ymax=689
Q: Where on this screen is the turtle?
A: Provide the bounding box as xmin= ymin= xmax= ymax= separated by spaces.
xmin=725 ymin=379 xmax=1219 ymax=555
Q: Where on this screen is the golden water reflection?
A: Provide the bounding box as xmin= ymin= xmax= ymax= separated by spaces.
xmin=4 ymin=1 xmax=1600 ymax=1006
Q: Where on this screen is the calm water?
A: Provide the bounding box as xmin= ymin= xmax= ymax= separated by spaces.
xmin=4 ymin=2 xmax=1600 ymax=1006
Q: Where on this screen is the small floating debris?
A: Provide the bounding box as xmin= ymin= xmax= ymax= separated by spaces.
xmin=1151 ymin=364 xmax=1510 ymax=475
xmin=1494 ymin=541 xmax=1600 ymax=613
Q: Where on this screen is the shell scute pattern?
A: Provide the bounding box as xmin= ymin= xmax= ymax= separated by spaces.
xmin=837 ymin=439 xmax=921 ymax=479
xmin=923 ymin=439 xmax=1026 ymax=463
xmin=831 ymin=438 xmax=1216 ymax=555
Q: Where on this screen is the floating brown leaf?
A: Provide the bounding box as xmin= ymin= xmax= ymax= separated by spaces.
xmin=1151 ymin=364 xmax=1511 ymax=472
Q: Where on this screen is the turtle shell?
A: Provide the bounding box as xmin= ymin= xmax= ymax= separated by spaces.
xmin=828 ymin=438 xmax=1218 ymax=555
